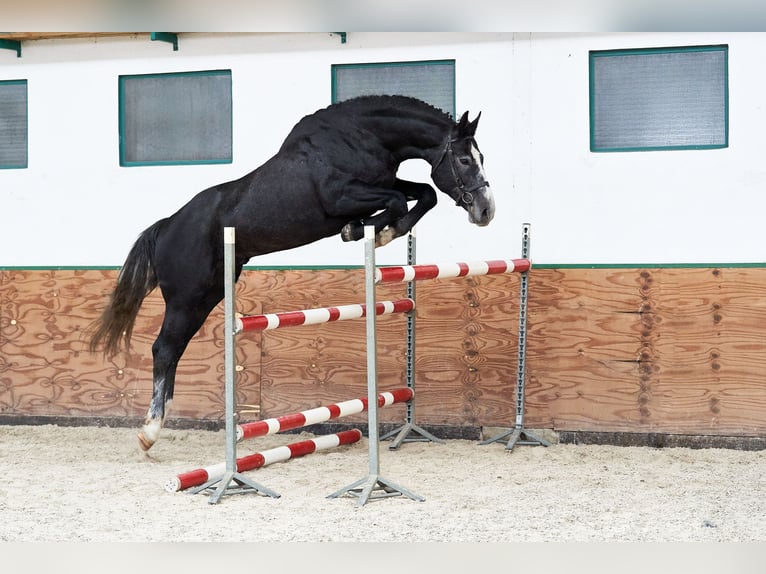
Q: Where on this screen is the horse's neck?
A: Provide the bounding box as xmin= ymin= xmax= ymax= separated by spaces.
xmin=362 ymin=112 xmax=449 ymax=164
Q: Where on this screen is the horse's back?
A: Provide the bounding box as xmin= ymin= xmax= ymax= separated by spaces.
xmin=153 ymin=157 xmax=344 ymax=272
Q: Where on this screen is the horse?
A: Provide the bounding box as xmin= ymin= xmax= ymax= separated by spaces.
xmin=89 ymin=94 xmax=495 ymax=451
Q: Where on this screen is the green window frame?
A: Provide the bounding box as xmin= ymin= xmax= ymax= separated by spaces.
xmin=590 ymin=45 xmax=729 ymax=152
xmin=331 ymin=60 xmax=456 ymax=118
xmin=118 ymin=69 xmax=233 ymax=166
xmin=0 ymin=79 xmax=28 ymax=169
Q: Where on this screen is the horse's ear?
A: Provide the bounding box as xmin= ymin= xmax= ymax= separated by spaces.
xmin=454 ymin=111 xmax=470 ymax=136
xmin=467 ymin=111 xmax=481 ymax=136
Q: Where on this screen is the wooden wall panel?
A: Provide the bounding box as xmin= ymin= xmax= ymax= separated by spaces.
xmin=525 ymin=267 xmax=766 ymax=436
xmin=525 ymin=269 xmax=647 ymax=431
xmin=0 ymin=270 xmax=262 ymax=423
xmin=412 ymin=274 xmax=520 ymax=426
xmin=3 ymin=265 xmax=766 ymax=438
xmin=0 ymin=269 xmax=136 ymax=418
xmin=649 ymin=268 xmax=766 ymax=435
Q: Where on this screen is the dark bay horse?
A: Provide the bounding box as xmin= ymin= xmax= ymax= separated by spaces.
xmin=89 ymin=95 xmax=495 ymax=451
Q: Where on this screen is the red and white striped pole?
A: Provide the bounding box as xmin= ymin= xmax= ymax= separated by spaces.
xmin=166 ymin=429 xmax=362 ymax=493
xmin=375 ymin=258 xmax=531 ymax=284
xmin=237 ymin=387 xmax=414 ymax=441
xmin=237 ymin=298 xmax=415 ymax=333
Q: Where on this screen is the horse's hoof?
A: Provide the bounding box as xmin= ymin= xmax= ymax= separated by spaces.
xmin=341 ymin=223 xmax=355 ymax=242
xmin=137 ymin=432 xmax=154 ymax=451
xmin=375 ymin=228 xmax=396 ymax=247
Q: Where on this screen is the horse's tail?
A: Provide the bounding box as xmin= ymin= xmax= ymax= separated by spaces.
xmin=89 ymin=220 xmax=165 ymax=357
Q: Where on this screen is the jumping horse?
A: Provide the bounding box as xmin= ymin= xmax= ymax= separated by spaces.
xmin=89 ymin=95 xmax=495 ymax=451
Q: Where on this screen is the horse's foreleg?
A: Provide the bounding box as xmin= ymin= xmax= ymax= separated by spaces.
xmin=335 ymin=186 xmax=408 ymax=243
xmin=374 ymin=180 xmax=437 ymax=246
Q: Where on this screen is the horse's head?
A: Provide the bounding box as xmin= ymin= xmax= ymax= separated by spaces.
xmin=430 ymin=111 xmax=495 ymax=227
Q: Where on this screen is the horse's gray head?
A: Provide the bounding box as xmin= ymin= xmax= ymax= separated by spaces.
xmin=430 ymin=111 xmax=495 ymax=226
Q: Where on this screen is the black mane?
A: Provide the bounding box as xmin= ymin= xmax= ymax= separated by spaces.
xmin=333 ymin=94 xmax=452 ymax=117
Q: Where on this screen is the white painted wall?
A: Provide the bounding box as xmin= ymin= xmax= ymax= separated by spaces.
xmin=525 ymin=32 xmax=766 ymax=264
xmin=1 ymin=32 xmax=763 ymax=267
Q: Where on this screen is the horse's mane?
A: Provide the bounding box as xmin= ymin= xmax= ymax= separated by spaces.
xmin=329 ymin=95 xmax=455 ymax=124
xmin=282 ymin=95 xmax=456 ymax=150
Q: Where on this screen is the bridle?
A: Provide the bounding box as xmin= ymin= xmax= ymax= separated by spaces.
xmin=431 ymin=138 xmax=491 ymax=207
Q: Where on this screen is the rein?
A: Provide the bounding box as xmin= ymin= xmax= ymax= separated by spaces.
xmin=431 ymin=138 xmax=490 ymax=207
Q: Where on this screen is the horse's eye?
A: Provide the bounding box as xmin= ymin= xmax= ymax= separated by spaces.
xmin=459 ymin=157 xmax=471 ymax=166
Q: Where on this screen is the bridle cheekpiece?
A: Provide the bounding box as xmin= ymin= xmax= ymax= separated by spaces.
xmin=431 ymin=138 xmax=490 ymax=207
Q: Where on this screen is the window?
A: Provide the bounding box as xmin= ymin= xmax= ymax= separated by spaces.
xmin=119 ymin=70 xmax=232 ymax=166
xmin=590 ymin=45 xmax=728 ymax=152
xmin=332 ymin=60 xmax=456 ymax=118
xmin=0 ymin=79 xmax=28 ymax=169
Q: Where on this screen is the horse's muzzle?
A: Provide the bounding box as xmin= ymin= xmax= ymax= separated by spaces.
xmin=467 ymin=185 xmax=495 ymax=226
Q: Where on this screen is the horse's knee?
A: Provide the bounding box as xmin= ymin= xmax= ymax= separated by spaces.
xmin=421 ymin=187 xmax=437 ymax=210
xmin=386 ymin=196 xmax=408 ymax=219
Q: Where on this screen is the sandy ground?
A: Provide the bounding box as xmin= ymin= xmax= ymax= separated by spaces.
xmin=1 ymin=424 xmax=765 ymax=543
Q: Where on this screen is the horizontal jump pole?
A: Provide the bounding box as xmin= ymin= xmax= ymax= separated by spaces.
xmin=165 ymin=429 xmax=362 ymax=493
xmin=237 ymin=387 xmax=414 ymax=441
xmin=375 ymin=258 xmax=531 ymax=284
xmin=237 ymin=298 xmax=415 ymax=333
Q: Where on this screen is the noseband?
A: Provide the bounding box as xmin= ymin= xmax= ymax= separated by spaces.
xmin=431 ymin=138 xmax=491 ymax=207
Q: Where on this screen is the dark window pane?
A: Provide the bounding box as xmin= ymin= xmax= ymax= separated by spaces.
xmin=0 ymin=80 xmax=28 ymax=168
xmin=120 ymin=70 xmax=232 ymax=165
xmin=590 ymin=46 xmax=728 ymax=151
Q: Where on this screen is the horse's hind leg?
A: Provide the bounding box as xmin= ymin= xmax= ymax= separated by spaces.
xmin=138 ymin=295 xmax=222 ymax=451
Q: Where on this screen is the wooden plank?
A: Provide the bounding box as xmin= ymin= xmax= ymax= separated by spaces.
xmin=412 ymin=274 xmax=519 ymax=426
xmin=648 ymin=267 xmax=766 ymax=435
xmin=525 ymin=268 xmax=648 ymax=431
xmin=531 ymin=267 xmax=645 ymax=311
xmin=0 ymin=270 xmax=137 ymax=417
